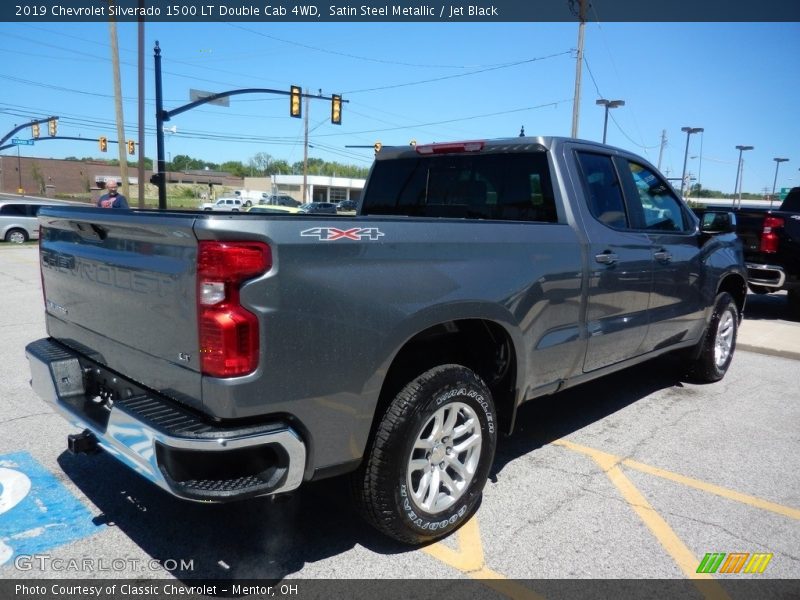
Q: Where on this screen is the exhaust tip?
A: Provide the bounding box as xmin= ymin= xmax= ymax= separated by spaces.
xmin=68 ymin=429 xmax=99 ymax=455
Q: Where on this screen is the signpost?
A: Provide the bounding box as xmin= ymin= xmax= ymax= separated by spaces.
xmin=11 ymin=138 xmax=34 ymax=146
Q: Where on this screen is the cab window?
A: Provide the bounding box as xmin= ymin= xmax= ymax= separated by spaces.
xmin=625 ymin=162 xmax=692 ymax=233
xmin=575 ymin=152 xmax=628 ymax=229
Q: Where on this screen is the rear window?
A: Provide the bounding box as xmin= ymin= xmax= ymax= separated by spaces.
xmin=362 ymin=152 xmax=557 ymax=222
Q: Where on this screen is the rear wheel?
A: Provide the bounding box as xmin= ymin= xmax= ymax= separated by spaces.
xmin=356 ymin=365 xmax=496 ymax=544
xmin=5 ymin=228 xmax=28 ymax=244
xmin=686 ymin=292 xmax=739 ymax=382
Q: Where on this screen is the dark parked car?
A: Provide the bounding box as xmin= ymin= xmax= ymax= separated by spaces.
xmin=298 ymin=202 xmax=338 ymax=214
xmin=336 ymin=200 xmax=358 ymax=212
xmin=273 ymin=194 xmax=301 ymax=207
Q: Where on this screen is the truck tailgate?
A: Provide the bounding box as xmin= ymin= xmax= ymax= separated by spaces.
xmin=38 ymin=207 xmax=203 ymax=409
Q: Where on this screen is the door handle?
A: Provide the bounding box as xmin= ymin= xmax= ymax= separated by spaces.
xmin=595 ymin=252 xmax=619 ymax=265
xmin=653 ymin=250 xmax=673 ymax=263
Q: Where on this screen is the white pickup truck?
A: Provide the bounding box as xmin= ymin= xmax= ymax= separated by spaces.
xmin=198 ymin=197 xmax=249 ymax=211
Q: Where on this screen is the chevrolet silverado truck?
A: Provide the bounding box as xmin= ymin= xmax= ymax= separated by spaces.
xmin=728 ymin=188 xmax=799 ymax=316
xmin=26 ymin=137 xmax=746 ymax=544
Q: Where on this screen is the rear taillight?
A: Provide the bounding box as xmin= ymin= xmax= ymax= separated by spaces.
xmin=197 ymin=241 xmax=271 ymax=378
xmin=759 ymin=215 xmax=784 ymax=254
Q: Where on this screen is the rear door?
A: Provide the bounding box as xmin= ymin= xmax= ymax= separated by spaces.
xmin=573 ymin=151 xmax=653 ymax=372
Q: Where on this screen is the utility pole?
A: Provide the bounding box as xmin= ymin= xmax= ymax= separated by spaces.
xmin=109 ymin=5 xmax=129 ymax=199
xmin=570 ymin=0 xmax=586 ymax=138
xmin=657 ymin=130 xmax=667 ymax=170
xmin=302 ymin=89 xmax=309 ymax=203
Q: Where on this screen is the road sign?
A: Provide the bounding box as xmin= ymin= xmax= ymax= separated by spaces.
xmin=780 ymin=188 xmax=791 ymax=200
xmin=11 ymin=138 xmax=34 ymax=146
xmin=190 ymin=89 xmax=229 ymax=107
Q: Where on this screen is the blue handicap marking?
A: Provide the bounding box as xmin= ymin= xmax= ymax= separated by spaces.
xmin=0 ymin=452 xmax=99 ymax=566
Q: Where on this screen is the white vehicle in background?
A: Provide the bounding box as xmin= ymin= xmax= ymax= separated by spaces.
xmin=233 ymin=190 xmax=270 ymax=204
xmin=199 ymin=197 xmax=247 ymax=211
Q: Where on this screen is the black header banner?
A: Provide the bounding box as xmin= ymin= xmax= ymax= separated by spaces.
xmin=3 ymin=0 xmax=800 ymax=22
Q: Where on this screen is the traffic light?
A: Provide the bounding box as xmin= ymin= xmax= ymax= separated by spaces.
xmin=32 ymin=123 xmax=40 ymax=138
xmin=48 ymin=118 xmax=57 ymax=137
xmin=290 ymin=85 xmax=302 ymax=118
xmin=331 ymin=94 xmax=342 ymax=125
xmin=127 ymin=140 xmax=136 ymax=155
xmin=374 ymin=142 xmax=382 ymax=154
xmin=99 ymin=136 xmax=108 ymax=152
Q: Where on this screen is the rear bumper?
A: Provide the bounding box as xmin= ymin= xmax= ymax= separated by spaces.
xmin=746 ymin=263 xmax=786 ymax=289
xmin=25 ymin=338 xmax=306 ymax=502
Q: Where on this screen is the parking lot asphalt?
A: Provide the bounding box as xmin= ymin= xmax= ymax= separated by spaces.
xmin=0 ymin=244 xmax=798 ymax=599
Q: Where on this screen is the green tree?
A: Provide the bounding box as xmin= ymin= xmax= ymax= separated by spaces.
xmin=248 ymin=152 xmax=273 ymax=176
xmin=220 ymin=160 xmax=248 ymax=178
xmin=30 ymin=162 xmax=46 ymax=194
xmin=269 ymin=159 xmax=291 ymax=175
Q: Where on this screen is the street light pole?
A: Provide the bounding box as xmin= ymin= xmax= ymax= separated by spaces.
xmin=17 ymin=144 xmax=22 ymax=194
xmin=595 ymin=99 xmax=625 ymax=144
xmin=680 ymin=126 xmax=703 ymax=199
xmin=733 ymin=145 xmax=754 ymax=209
xmin=770 ymin=157 xmax=789 ymax=209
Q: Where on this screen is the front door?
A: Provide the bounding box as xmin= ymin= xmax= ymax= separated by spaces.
xmin=574 ymin=151 xmax=653 ymax=373
xmin=618 ymin=160 xmax=706 ymax=350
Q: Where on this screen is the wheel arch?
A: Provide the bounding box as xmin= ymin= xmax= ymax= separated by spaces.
xmin=717 ymin=272 xmax=747 ymax=320
xmin=369 ymin=318 xmax=522 ymax=450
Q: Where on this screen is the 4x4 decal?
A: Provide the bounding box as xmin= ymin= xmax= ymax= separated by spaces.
xmin=300 ymin=227 xmax=385 ymax=241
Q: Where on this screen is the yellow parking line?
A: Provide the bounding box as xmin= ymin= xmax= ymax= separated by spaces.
xmin=423 ymin=517 xmax=546 ymax=600
xmin=554 ymin=439 xmax=731 ymax=600
xmin=621 ymin=458 xmax=800 ymax=521
xmin=553 ymin=439 xmax=800 ymax=521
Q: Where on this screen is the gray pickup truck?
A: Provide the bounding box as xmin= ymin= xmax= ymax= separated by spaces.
xmin=26 ymin=137 xmax=746 ymax=544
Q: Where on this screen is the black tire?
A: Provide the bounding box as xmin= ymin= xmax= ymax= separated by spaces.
xmin=356 ymin=364 xmax=497 ymax=545
xmin=5 ymin=228 xmax=28 ymax=244
xmin=686 ymin=292 xmax=739 ymax=383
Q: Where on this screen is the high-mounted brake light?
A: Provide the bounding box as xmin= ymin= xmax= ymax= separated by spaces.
xmin=759 ymin=215 xmax=784 ymax=254
xmin=415 ymin=140 xmax=485 ymax=155
xmin=197 ymin=241 xmax=271 ymax=378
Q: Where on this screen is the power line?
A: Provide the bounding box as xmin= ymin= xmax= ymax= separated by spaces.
xmin=229 ymin=23 xmax=534 ymax=70
xmin=345 ymin=50 xmax=573 ymax=94
xmin=582 ymin=56 xmax=659 ymax=151
xmin=311 ymin=99 xmax=573 ymax=138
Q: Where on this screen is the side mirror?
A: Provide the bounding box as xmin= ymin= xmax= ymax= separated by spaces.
xmin=699 ymin=211 xmax=737 ymax=234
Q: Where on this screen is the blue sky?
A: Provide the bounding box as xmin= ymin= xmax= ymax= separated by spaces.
xmin=1 ymin=21 xmax=798 ymax=194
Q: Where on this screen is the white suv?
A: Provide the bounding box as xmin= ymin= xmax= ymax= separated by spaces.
xmin=199 ymin=197 xmax=248 ymax=211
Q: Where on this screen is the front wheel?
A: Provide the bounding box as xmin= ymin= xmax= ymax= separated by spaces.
xmin=356 ymin=365 xmax=497 ymax=545
xmin=686 ymin=292 xmax=739 ymax=383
